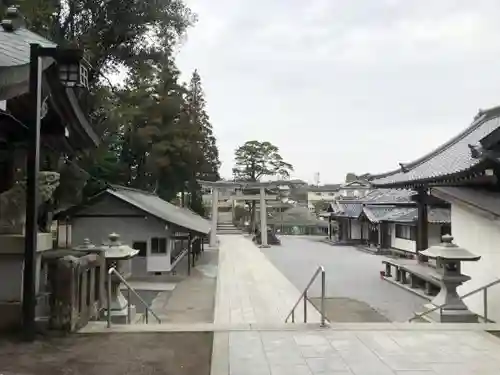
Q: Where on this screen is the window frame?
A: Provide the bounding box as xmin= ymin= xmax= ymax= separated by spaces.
xmin=151 ymin=237 xmax=168 ymax=254
xmin=395 ymin=224 xmax=416 ymax=241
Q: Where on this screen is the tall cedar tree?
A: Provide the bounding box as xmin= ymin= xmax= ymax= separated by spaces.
xmin=5 ymin=1 xmax=221 ymax=208
xmin=232 ymin=141 xmax=293 ymax=232
xmin=182 ymin=70 xmax=220 ymax=214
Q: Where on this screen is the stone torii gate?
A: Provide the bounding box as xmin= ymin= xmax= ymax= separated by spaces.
xmin=198 ymin=179 xmax=306 ymax=248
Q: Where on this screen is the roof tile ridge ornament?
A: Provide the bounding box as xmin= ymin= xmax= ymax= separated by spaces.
xmin=399 ymin=163 xmax=409 ymax=173
xmin=467 ymin=144 xmax=484 ymax=159
xmin=1 ymin=6 xmax=26 ymax=32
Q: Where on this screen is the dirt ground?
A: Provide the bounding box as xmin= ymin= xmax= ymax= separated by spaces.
xmin=0 ymin=332 xmax=213 ymax=375
xmin=310 ymin=296 xmax=391 ymax=322
xmin=151 ymin=248 xmax=218 ymax=323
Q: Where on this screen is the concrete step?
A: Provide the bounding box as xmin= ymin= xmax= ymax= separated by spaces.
xmin=79 ymin=321 xmax=500 ymax=334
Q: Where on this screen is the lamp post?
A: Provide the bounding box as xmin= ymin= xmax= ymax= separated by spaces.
xmin=22 ymin=44 xmax=89 ymax=341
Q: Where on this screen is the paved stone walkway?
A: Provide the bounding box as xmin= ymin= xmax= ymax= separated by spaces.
xmin=214 ymin=235 xmax=320 ymax=324
xmin=211 ymin=235 xmax=500 ymax=375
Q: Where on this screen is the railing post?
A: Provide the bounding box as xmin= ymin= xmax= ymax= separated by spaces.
xmin=320 ymin=269 xmax=326 ymax=327
xmin=484 ymin=288 xmax=488 ymax=322
xmin=107 ymin=270 xmax=112 ymax=328
xmin=145 ymin=309 xmax=149 ymax=324
xmin=291 ymin=309 xmax=295 ymax=323
xmin=127 ymin=288 xmax=131 ymax=324
xmin=303 ymin=292 xmax=307 ymax=323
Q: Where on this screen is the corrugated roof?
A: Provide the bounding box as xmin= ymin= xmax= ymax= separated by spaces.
xmin=370 ymin=107 xmax=500 ymax=187
xmin=0 ymin=25 xmax=56 ymax=67
xmin=108 ymin=186 xmax=211 ymax=234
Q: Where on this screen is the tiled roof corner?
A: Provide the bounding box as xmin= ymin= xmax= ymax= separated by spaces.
xmin=370 ymin=108 xmax=500 ymax=187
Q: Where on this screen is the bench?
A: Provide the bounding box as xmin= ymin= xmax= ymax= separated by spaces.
xmin=382 ymin=259 xmax=440 ymax=296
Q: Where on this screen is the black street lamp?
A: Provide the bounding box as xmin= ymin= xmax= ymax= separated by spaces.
xmin=22 ymin=43 xmax=89 ymax=341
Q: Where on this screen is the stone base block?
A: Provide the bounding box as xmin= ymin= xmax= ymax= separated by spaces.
xmin=102 ymin=305 xmax=137 ymax=324
xmin=424 ymin=303 xmax=479 ymax=323
xmin=0 ymin=302 xmax=21 ymax=331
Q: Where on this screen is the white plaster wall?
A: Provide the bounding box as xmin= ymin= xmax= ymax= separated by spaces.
xmin=390 ymin=223 xmax=416 ymax=253
xmin=388 ymin=223 xmax=442 ymax=253
xmin=350 ymin=220 xmax=362 ymax=239
xmin=362 ymin=223 xmax=369 ymax=240
xmin=71 ymin=197 xmax=172 ymax=276
xmin=451 ymin=203 xmax=500 ymax=322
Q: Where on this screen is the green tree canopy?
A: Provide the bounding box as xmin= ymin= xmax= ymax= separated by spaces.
xmin=232 ymin=140 xmax=293 ymax=232
xmin=4 ymin=1 xmax=220 ymax=212
xmin=232 ymin=141 xmax=293 ymax=182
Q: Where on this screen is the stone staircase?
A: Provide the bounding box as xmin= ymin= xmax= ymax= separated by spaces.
xmin=217 ymin=222 xmax=242 ymax=235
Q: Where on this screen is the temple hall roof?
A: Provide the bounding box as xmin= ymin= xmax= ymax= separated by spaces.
xmin=370 ymin=106 xmax=500 ymax=188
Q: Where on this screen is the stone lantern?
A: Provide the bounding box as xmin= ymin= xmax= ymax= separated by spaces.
xmin=420 ymin=235 xmax=480 ymax=322
xmin=100 ymin=233 xmax=139 ymax=324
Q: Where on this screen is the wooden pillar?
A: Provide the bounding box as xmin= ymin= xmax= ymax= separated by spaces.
xmin=328 ymin=216 xmax=332 ymax=240
xmin=259 ymin=187 xmax=269 ymax=247
xmin=378 ymin=223 xmax=383 ymax=248
xmin=416 ymin=188 xmax=429 ymax=259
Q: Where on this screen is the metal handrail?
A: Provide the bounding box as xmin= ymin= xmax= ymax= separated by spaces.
xmin=107 ymin=267 xmax=162 ymax=327
xmin=410 ymin=278 xmax=500 ymax=322
xmin=285 ymin=266 xmax=327 ymax=327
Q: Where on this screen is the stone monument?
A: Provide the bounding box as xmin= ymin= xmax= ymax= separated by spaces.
xmin=420 ymin=235 xmax=480 ymax=323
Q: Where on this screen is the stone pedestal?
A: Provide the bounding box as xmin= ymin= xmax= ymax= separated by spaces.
xmin=0 ymin=233 xmax=53 ymax=331
xmin=424 ymin=302 xmax=478 ymax=323
xmin=98 ymin=233 xmax=139 ymax=324
xmin=107 ymin=276 xmax=137 ymax=324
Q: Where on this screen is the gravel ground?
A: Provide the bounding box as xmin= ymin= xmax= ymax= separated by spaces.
xmin=0 ymin=332 xmax=213 ymax=375
xmin=262 ymin=236 xmax=428 ymax=322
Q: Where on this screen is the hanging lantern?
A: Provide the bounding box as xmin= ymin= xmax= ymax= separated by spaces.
xmin=58 ymin=60 xmax=89 ymax=88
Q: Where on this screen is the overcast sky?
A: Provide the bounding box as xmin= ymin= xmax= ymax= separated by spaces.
xmin=176 ymin=0 xmax=500 ymax=184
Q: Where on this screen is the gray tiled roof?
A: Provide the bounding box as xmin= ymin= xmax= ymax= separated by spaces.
xmin=362 ymin=206 xmax=398 ymax=223
xmin=108 ymin=187 xmax=211 ymax=234
xmin=362 ymin=205 xmax=450 ymax=224
xmin=370 ymin=107 xmax=500 ymax=187
xmin=309 ymin=184 xmax=341 ymax=192
xmin=334 ymin=203 xmax=363 ymax=219
xmin=361 ymin=189 xmax=415 ymax=204
xmin=0 ymin=26 xmax=56 ymax=67
xmin=269 ymin=206 xmax=329 ymax=227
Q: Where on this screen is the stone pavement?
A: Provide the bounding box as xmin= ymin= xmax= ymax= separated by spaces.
xmin=211 ymin=235 xmax=500 ymax=375
xmin=214 ymin=235 xmax=320 ymax=324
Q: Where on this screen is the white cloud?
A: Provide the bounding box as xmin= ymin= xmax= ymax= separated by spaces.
xmin=177 ymin=0 xmax=500 ymax=183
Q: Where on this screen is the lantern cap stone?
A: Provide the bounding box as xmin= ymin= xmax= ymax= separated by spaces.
xmin=72 ymin=238 xmax=97 ymax=251
xmin=101 ymin=232 xmax=139 ymax=260
xmin=420 ymin=235 xmax=481 ymax=261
